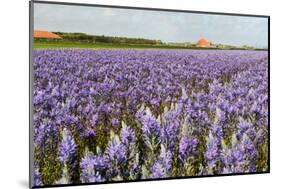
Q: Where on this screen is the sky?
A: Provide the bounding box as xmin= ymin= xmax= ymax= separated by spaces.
xmin=34 ymin=3 xmax=268 ymax=48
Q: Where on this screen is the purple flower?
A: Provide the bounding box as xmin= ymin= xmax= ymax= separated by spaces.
xmin=80 ymin=152 xmax=108 ymax=183
xmin=33 ymin=90 xmax=45 ymax=105
xmin=237 ymin=118 xmax=250 ymax=140
xmin=233 ymin=149 xmax=244 ymax=162
xmin=33 ymin=49 xmax=268 ymax=181
xmin=204 ymin=132 xmax=220 ymax=169
xmin=100 ymin=103 xmax=112 ymax=114
xmin=34 ymin=164 xmax=41 ymax=186
xmin=106 ymin=135 xmax=126 ymax=164
xmin=241 ymin=134 xmax=257 ymax=158
xmin=151 ymin=162 xmax=165 ymax=178
xmin=224 ymin=133 xmax=258 ymax=173
xmin=58 ymin=129 xmax=76 ymax=164
xmin=120 ymin=123 xmax=136 ymax=159
xmin=66 ymin=97 xmax=76 ymax=110
xmin=211 ymin=123 xmax=223 ymax=140
xmin=141 ymin=114 xmax=161 ymax=138
xmin=34 ymin=123 xmax=49 ymax=146
xmin=187 ymin=102 xmax=200 ymax=119
xmin=137 ymin=110 xmax=162 ymax=149
xmin=111 ymin=118 xmax=119 ymax=128
xmin=159 ymin=145 xmax=173 ymax=172
xmin=150 ymin=98 xmax=160 ymax=106
xmin=120 ymin=123 xmax=135 ymax=145
xmin=161 ymin=110 xmax=181 ymax=151
xmin=179 ymin=137 xmax=198 ymax=163
xmin=90 ymin=113 xmax=99 ymax=127
xmin=216 ymin=107 xmax=226 ymax=123
xmin=81 ymin=128 xmax=96 ymax=139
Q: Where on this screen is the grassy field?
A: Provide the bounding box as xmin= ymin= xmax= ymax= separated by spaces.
xmin=34 ymin=40 xmax=219 ymax=50
xmin=34 ymin=41 xmax=267 ymax=51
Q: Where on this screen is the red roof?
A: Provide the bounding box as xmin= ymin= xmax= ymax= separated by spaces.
xmin=34 ymin=30 xmax=62 ymax=39
xmin=197 ymin=38 xmax=210 ymax=47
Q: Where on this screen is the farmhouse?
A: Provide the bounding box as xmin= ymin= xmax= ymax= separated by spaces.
xmin=196 ymin=38 xmax=210 ymax=48
xmin=34 ymin=30 xmax=62 ymax=39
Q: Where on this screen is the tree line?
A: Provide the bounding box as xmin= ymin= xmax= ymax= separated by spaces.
xmin=53 ymin=32 xmax=163 ymax=45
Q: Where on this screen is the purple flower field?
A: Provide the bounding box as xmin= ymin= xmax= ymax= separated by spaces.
xmin=33 ymin=49 xmax=268 ymax=186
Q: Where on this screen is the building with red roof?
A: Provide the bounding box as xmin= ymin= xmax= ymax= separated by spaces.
xmin=196 ymin=38 xmax=210 ymax=48
xmin=34 ymin=30 xmax=62 ymax=39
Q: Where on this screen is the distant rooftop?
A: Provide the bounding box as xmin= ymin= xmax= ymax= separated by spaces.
xmin=34 ymin=30 xmax=62 ymax=39
xmin=196 ymin=38 xmax=210 ymax=47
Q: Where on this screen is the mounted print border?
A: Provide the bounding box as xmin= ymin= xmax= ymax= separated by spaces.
xmin=29 ymin=1 xmax=270 ymax=188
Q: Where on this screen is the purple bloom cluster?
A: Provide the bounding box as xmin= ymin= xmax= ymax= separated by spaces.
xmin=34 ymin=163 xmax=41 ymax=186
xmin=80 ymin=152 xmax=108 ymax=183
xmin=58 ymin=129 xmax=76 ymax=164
xmin=179 ymin=137 xmax=199 ymax=163
xmin=33 ymin=49 xmax=268 ymax=185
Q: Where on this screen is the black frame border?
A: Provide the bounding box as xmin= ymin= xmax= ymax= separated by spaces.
xmin=29 ymin=0 xmax=270 ymax=188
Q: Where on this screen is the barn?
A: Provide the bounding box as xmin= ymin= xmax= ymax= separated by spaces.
xmin=34 ymin=30 xmax=62 ymax=39
xmin=196 ymin=38 xmax=210 ymax=48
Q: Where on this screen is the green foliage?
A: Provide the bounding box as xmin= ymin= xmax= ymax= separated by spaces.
xmin=52 ymin=32 xmax=163 ymax=45
xmin=33 ymin=40 xmax=205 ymax=50
xmin=35 ymin=131 xmax=62 ymax=185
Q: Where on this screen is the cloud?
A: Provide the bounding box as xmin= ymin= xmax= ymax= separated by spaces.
xmin=34 ymin=3 xmax=268 ymax=47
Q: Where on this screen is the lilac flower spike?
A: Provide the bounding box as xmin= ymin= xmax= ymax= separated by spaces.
xmin=58 ymin=128 xmax=76 ymax=164
xmin=33 ymin=49 xmax=268 ymax=183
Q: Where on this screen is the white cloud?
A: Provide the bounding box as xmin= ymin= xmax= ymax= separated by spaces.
xmin=34 ymin=3 xmax=268 ymax=47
